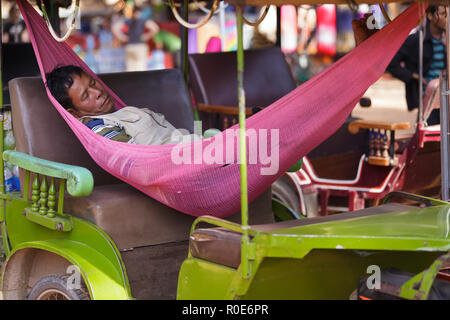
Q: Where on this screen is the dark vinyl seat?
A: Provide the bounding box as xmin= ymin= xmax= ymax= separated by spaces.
xmin=2 ymin=43 xmax=40 ymax=106
xmin=189 ymin=47 xmax=296 ymax=111
xmin=8 ymin=69 xmax=274 ymax=251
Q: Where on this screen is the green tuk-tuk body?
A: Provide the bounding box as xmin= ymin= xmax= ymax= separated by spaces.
xmin=0 ymin=151 xmax=131 ymax=299
xmin=0 ymin=0 xmax=449 ymax=301
xmin=177 ymin=201 xmax=450 ymax=300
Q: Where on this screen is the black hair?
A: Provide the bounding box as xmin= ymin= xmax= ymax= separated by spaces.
xmin=45 ymin=65 xmax=85 ymax=109
xmin=426 ymin=5 xmax=446 ymax=17
xmin=9 ymin=4 xmax=19 ymax=17
xmin=426 ymin=6 xmax=438 ymax=15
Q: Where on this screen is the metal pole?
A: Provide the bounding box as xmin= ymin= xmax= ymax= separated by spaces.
xmin=447 ymin=5 xmax=450 ymax=92
xmin=276 ymin=6 xmax=281 ymax=47
xmin=441 ymin=5 xmax=450 ymax=201
xmin=0 ymin=1 xmax=5 ymax=196
xmin=236 ymin=7 xmax=248 ymax=226
xmin=180 ymin=0 xmax=200 ymax=122
xmin=440 ymin=71 xmax=449 ymax=201
xmin=219 ymin=1 xmax=226 ymax=51
xmin=418 ymin=20 xmax=424 ymax=123
xmin=236 ymin=6 xmax=250 ymax=280
xmin=181 ymin=0 xmax=189 ymax=85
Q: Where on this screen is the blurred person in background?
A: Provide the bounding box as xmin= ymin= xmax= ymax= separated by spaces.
xmin=3 ymin=4 xmax=29 ymax=43
xmin=112 ymin=5 xmax=159 ymax=71
xmin=387 ymin=5 xmax=447 ymax=125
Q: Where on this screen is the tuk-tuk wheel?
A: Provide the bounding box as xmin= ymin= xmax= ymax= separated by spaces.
xmin=272 ymin=178 xmax=301 ymax=216
xmin=27 ymin=275 xmax=89 ymax=300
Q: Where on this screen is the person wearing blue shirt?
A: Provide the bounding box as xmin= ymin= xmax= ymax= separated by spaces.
xmin=387 ymin=5 xmax=447 ymax=125
xmin=112 ymin=6 xmax=159 ymax=72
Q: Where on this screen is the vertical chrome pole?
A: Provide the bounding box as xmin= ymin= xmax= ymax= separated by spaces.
xmin=441 ymin=6 xmax=450 ymax=201
xmin=0 ymin=1 xmax=4 ymax=196
xmin=447 ymin=5 xmax=450 ymax=92
xmin=219 ymin=1 xmax=226 ymax=51
xmin=418 ymin=19 xmax=424 ymax=123
xmin=440 ymin=71 xmax=449 ymax=201
xmin=180 ymin=0 xmax=200 ymax=123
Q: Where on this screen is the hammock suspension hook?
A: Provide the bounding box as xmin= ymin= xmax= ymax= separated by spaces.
xmin=168 ymin=0 xmax=219 ymax=29
xmin=194 ymin=0 xmax=228 ymax=16
xmin=38 ymin=0 xmax=80 ymax=42
xmin=346 ymin=0 xmax=359 ymax=14
xmin=243 ymin=5 xmax=271 ymax=27
xmin=378 ymin=3 xmax=392 ymax=24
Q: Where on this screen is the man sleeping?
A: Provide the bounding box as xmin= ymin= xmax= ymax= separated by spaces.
xmin=45 ymin=65 xmax=201 ymax=145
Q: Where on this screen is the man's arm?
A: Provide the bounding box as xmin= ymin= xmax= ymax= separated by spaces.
xmin=111 ymin=19 xmax=129 ymax=44
xmin=141 ymin=20 xmax=160 ymax=42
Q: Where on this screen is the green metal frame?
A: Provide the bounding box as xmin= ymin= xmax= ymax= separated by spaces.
xmin=178 ymin=200 xmax=450 ymax=299
xmin=172 ymin=1 xmax=450 ymax=300
xmin=0 ymin=150 xmax=132 ymax=299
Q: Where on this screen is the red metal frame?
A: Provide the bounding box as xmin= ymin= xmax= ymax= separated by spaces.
xmin=288 ymin=120 xmax=439 ymax=216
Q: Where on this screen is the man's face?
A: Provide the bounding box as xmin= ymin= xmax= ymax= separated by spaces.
xmin=66 ymin=72 xmax=115 ymax=118
xmin=430 ymin=6 xmax=448 ymax=32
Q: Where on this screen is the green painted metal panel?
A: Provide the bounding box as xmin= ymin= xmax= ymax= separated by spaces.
xmin=179 ymin=202 xmax=450 ymax=300
xmin=2 ymin=195 xmax=131 ymax=299
xmin=3 ymin=150 xmax=93 ymax=197
xmin=24 ymin=208 xmax=73 ymax=232
xmin=177 ymin=258 xmax=237 ymax=300
xmin=265 ymin=205 xmax=450 ymax=244
xmin=241 ymin=249 xmax=445 ymax=299
xmin=178 ymin=250 xmax=445 ymax=299
xmin=11 ymin=240 xmax=131 ymax=300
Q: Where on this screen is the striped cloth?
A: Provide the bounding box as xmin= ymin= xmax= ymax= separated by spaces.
xmin=424 ymin=37 xmax=446 ymax=92
xmin=81 ymin=118 xmax=135 ymax=144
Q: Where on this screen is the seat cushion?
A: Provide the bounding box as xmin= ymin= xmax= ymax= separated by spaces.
xmin=190 ymin=228 xmax=242 ymax=269
xmin=64 ymin=184 xmax=274 ymax=250
xmin=190 ymin=203 xmax=417 ymax=268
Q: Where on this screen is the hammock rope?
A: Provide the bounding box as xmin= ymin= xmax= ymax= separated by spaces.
xmin=379 ymin=3 xmax=392 ymax=24
xmin=37 ymin=0 xmax=80 ymax=42
xmin=168 ymin=0 xmax=219 ymax=29
xmin=243 ymin=5 xmax=271 ymax=27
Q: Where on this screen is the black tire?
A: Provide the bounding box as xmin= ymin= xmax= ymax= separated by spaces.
xmin=272 ymin=177 xmax=302 ymax=216
xmin=27 ymin=274 xmax=90 ymax=300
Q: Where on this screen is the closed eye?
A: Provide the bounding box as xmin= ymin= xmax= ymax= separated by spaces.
xmin=81 ymin=90 xmax=88 ymax=101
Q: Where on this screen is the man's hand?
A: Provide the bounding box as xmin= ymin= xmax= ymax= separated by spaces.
xmin=412 ymin=73 xmax=428 ymax=85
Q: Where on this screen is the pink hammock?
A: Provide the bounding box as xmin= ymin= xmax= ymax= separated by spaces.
xmin=17 ymin=0 xmax=422 ymax=218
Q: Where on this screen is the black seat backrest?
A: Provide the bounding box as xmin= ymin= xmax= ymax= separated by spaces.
xmin=189 ymin=46 xmax=296 ymax=108
xmin=2 ymin=43 xmax=40 ymax=106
